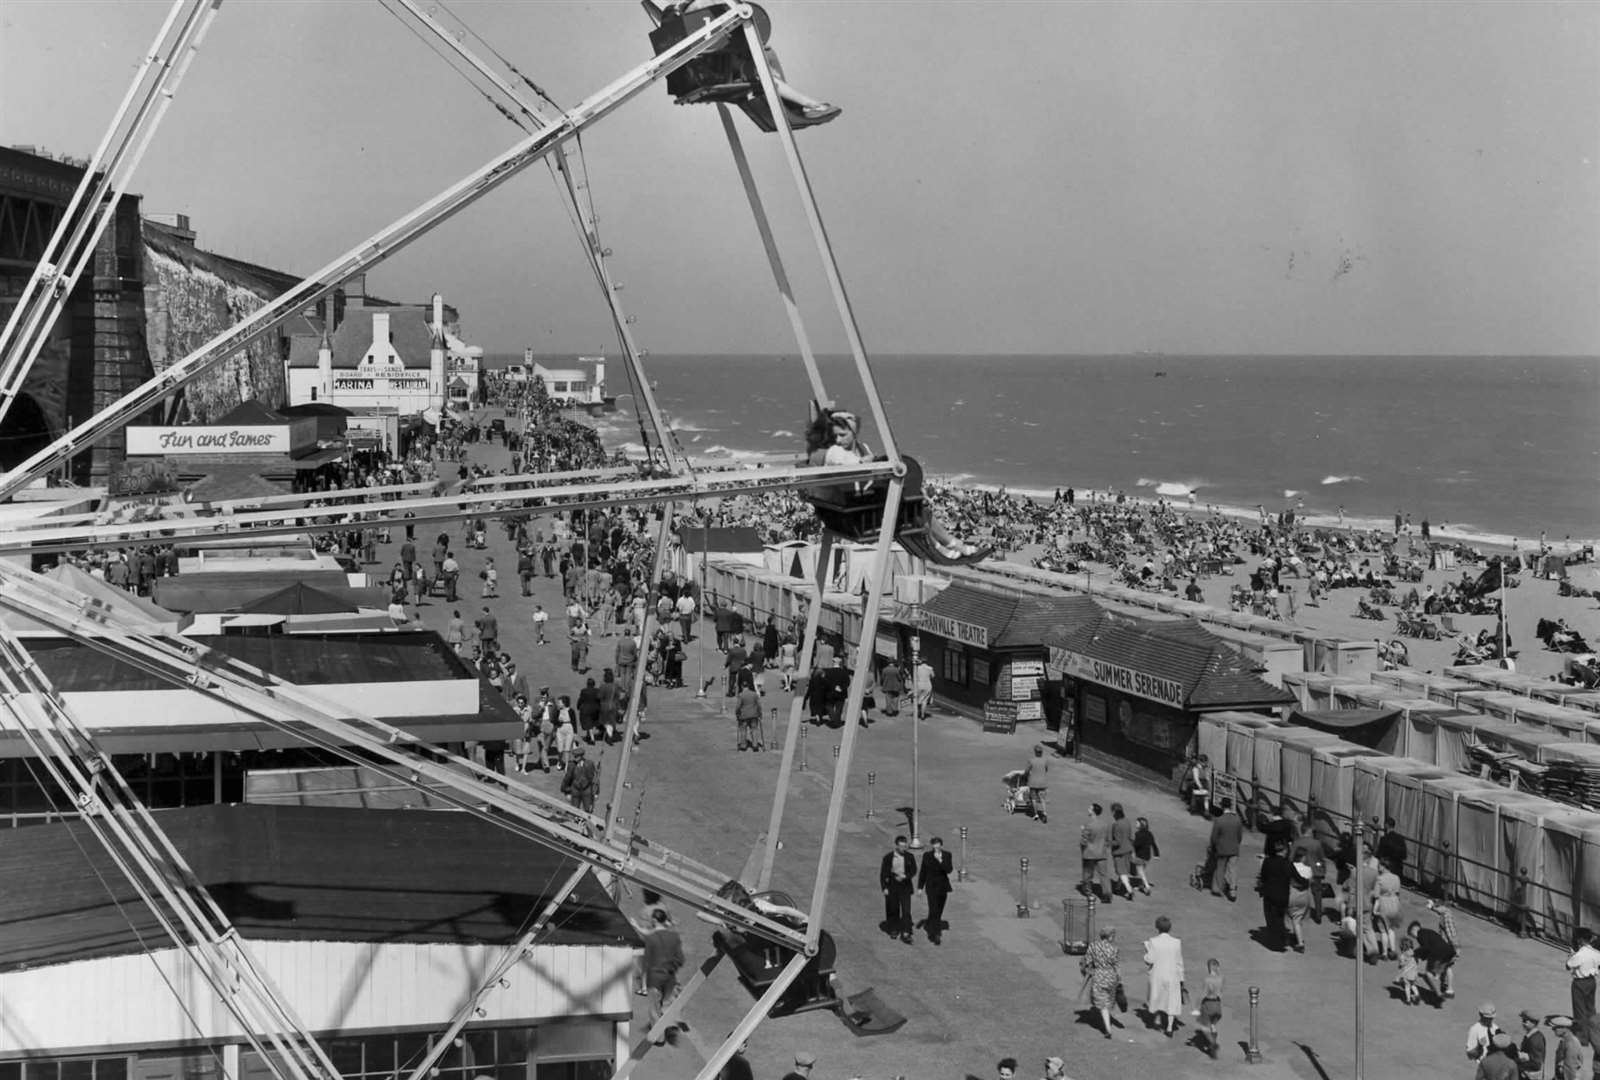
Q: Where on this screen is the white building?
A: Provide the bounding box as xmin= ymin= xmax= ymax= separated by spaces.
xmin=287 ymin=294 xmax=480 ymax=418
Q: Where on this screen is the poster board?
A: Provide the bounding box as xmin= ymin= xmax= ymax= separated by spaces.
xmin=983 ymin=700 xmax=1019 ymax=734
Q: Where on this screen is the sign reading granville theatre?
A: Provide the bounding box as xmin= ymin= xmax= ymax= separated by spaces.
xmin=922 ymin=612 xmax=989 ymax=649
xmin=126 ymin=425 xmax=291 ymax=455
xmin=1047 ymin=647 xmax=1187 ymax=708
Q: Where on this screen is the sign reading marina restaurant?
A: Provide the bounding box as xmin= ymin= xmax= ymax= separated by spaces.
xmin=1047 ymin=646 xmax=1187 ymax=708
xmin=922 ymin=611 xmax=989 ymax=649
xmin=126 ymin=425 xmax=292 ymax=456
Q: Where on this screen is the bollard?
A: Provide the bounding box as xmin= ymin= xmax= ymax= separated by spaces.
xmin=1245 ymin=984 xmax=1263 ymax=1063
xmin=1016 ymin=857 xmax=1031 ymax=917
xmin=958 ymin=825 xmax=970 ymax=881
xmin=799 ymin=721 xmax=808 ymax=770
xmin=866 ymin=772 xmax=876 ymax=818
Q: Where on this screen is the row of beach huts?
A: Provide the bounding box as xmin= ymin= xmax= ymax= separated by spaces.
xmin=1200 ymin=663 xmax=1600 ymax=944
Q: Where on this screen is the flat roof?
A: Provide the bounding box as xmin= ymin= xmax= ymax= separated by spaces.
xmin=27 ymin=630 xmax=471 ymax=691
xmin=0 ymin=804 xmax=641 ymax=972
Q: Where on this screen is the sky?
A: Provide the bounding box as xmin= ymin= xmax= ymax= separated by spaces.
xmin=3 ymin=0 xmax=1598 ymax=357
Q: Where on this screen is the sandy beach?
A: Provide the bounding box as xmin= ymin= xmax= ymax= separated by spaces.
xmin=1000 ymin=521 xmax=1600 ymax=684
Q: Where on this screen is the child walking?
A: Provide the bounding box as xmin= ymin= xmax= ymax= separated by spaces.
xmin=1131 ymin=816 xmax=1160 ymax=894
xmin=1396 ymin=935 xmax=1420 ymax=1005
xmin=1197 ymin=958 xmax=1224 ymax=1059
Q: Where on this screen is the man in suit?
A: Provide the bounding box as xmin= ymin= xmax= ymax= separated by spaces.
xmin=1080 ymin=803 xmax=1111 ymax=902
xmin=917 ymin=835 xmax=954 ymax=945
xmin=1208 ymin=798 xmax=1244 ymax=901
xmin=880 ymin=835 xmax=917 ymax=944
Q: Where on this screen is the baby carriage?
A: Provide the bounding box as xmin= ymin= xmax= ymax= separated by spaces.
xmin=1002 ymin=769 xmax=1038 ymax=817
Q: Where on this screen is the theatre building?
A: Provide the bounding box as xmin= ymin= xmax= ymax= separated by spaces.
xmin=911 ymin=581 xmax=1101 ymax=726
xmin=1045 ymin=613 xmax=1294 ymax=782
xmin=0 ymin=804 xmax=641 ymax=1077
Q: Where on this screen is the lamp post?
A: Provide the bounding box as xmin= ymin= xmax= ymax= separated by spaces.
xmin=908 ymin=616 xmax=924 ymax=850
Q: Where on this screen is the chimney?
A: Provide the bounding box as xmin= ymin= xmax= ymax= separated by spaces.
xmin=371 ymin=312 xmax=391 ymax=353
xmin=433 ymin=292 xmax=444 ymax=337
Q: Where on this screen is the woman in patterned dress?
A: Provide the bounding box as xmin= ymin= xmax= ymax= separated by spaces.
xmin=1081 ymin=926 xmax=1122 ymax=1038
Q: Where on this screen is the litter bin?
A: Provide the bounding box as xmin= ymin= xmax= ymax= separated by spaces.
xmin=1059 ymin=896 xmax=1096 ymax=955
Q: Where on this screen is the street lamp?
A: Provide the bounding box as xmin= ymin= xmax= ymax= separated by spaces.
xmin=905 ymin=606 xmax=925 ymax=850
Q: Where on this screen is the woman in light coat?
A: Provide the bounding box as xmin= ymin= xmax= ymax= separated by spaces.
xmin=1144 ymin=915 xmax=1186 ymax=1037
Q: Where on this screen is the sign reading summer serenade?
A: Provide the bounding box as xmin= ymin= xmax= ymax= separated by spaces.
xmin=126 ymin=425 xmax=291 ymax=455
xmin=922 ymin=612 xmax=989 ymax=648
xmin=1047 ymin=646 xmax=1187 ymax=708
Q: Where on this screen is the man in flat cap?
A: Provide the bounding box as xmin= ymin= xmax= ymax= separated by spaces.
xmin=1466 ymin=1003 xmax=1502 ymax=1064
xmin=1475 ymin=1032 xmax=1517 ymax=1080
xmin=1516 ymin=1008 xmax=1546 ymax=1080
xmin=780 ymin=1051 xmax=815 ymax=1080
xmin=1548 ymin=1016 xmax=1584 ymax=1080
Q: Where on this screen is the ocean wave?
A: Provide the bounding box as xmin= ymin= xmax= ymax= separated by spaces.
xmin=1284 ymin=489 xmax=1302 ymax=499
xmin=770 ymin=429 xmax=796 ymax=438
xmin=1136 ymin=478 xmax=1203 ymax=498
xmin=701 ymin=445 xmax=767 ymax=461
xmin=1320 ymin=474 xmax=1365 ymax=485
xmin=618 ymin=441 xmax=647 ymax=455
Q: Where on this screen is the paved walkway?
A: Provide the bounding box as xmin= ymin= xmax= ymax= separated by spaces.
xmin=406 ymin=418 xmax=1584 ymax=1080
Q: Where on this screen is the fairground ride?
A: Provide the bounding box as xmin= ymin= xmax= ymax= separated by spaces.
xmin=0 ymin=3 xmax=952 ymax=1078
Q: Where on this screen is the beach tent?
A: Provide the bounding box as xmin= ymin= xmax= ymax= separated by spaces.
xmin=1435 ymin=712 xmax=1500 ymax=773
xmin=1475 ymin=722 xmax=1573 ymax=765
xmin=1278 ymin=730 xmax=1349 ymax=818
xmin=1416 ymin=775 xmax=1498 ymax=899
xmin=1537 ymin=810 xmax=1600 ymax=941
xmin=1329 ymin=681 xmax=1386 ymax=711
xmin=1296 ymin=673 xmax=1346 ymax=710
xmin=1387 ymin=699 xmax=1459 ymax=763
xmin=1549 ymin=690 xmax=1600 ymax=714
xmin=1354 ymin=756 xmax=1443 ymax=833
xmin=1310 ymin=744 xmax=1384 ymax=828
xmin=1249 ymin=725 xmax=1297 ymax=819
xmin=1288 ymin=707 xmax=1402 ymax=754
xmin=1457 ymin=691 xmax=1529 ymax=725
xmin=1511 ymin=700 xmax=1594 ymax=741
xmin=1281 ymin=671 xmax=1314 ymax=710
xmin=1224 ymin=715 xmax=1282 ymax=812
xmin=1196 ymin=713 xmax=1234 ymax=771
xmin=1418 ymin=675 xmax=1480 ymax=708
xmin=1454 ymin=789 xmax=1548 ymax=911
xmin=1453 ymin=664 xmax=1519 ymax=692
xmin=1496 ymin=795 xmax=1567 ymax=910
xmin=1378 ymin=764 xmax=1454 ymax=882
xmin=1578 ymin=827 xmax=1600 ymax=930
xmin=1370 ymin=667 xmax=1437 ymax=697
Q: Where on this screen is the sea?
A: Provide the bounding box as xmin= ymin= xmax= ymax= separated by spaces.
xmin=486 ymin=353 xmax=1600 ymax=547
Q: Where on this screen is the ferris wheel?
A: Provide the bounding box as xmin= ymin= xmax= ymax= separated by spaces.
xmin=0 ymin=4 xmax=961 ymax=1078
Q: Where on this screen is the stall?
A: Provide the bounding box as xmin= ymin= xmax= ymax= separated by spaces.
xmin=1435 ymin=712 xmax=1500 ymax=773
xmin=1350 ymin=755 xmax=1452 ymax=838
xmin=1539 ymin=809 xmax=1600 ymax=940
xmin=1224 ymin=714 xmax=1284 ymax=814
xmin=1455 ymin=788 xmax=1548 ymax=911
xmin=1310 ymin=743 xmax=1384 ymax=830
xmin=920 ymin=581 xmax=1100 ymax=725
xmin=1046 ymin=614 xmax=1294 ymax=783
xmin=1278 ymin=729 xmax=1349 ymax=819
xmin=1416 ymin=774 xmax=1498 ymax=898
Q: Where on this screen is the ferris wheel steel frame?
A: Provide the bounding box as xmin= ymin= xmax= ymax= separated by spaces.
xmin=0 ymin=4 xmax=910 ymax=1080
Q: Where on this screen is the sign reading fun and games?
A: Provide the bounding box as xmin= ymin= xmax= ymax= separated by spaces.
xmin=922 ymin=612 xmax=989 ymax=649
xmin=1047 ymin=647 xmax=1187 ymax=708
xmin=126 ymin=425 xmax=290 ymax=455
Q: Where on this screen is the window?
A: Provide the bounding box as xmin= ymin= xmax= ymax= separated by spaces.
xmin=262 ymin=1029 xmax=535 ymax=1080
xmin=310 ymin=387 xmax=317 ymax=401
xmin=939 ymin=644 xmax=968 ymax=686
xmin=0 ymin=1057 xmax=130 ymax=1080
xmin=1084 ymin=693 xmax=1108 ymax=725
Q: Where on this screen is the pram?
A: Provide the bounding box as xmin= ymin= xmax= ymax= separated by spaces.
xmin=1002 ymin=769 xmax=1039 ymax=817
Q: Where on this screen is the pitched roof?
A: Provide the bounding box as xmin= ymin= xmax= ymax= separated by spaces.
xmin=287 ymin=305 xmax=438 ymax=370
xmin=921 ymin=582 xmax=1101 ymax=650
xmin=0 ymin=804 xmax=640 ymax=972
xmin=214 ymin=398 xmax=284 ymax=425
xmin=1046 ymin=614 xmax=1294 ymax=709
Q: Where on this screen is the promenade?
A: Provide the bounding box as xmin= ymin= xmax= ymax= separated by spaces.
xmin=413 ymin=420 xmax=1583 ymax=1080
